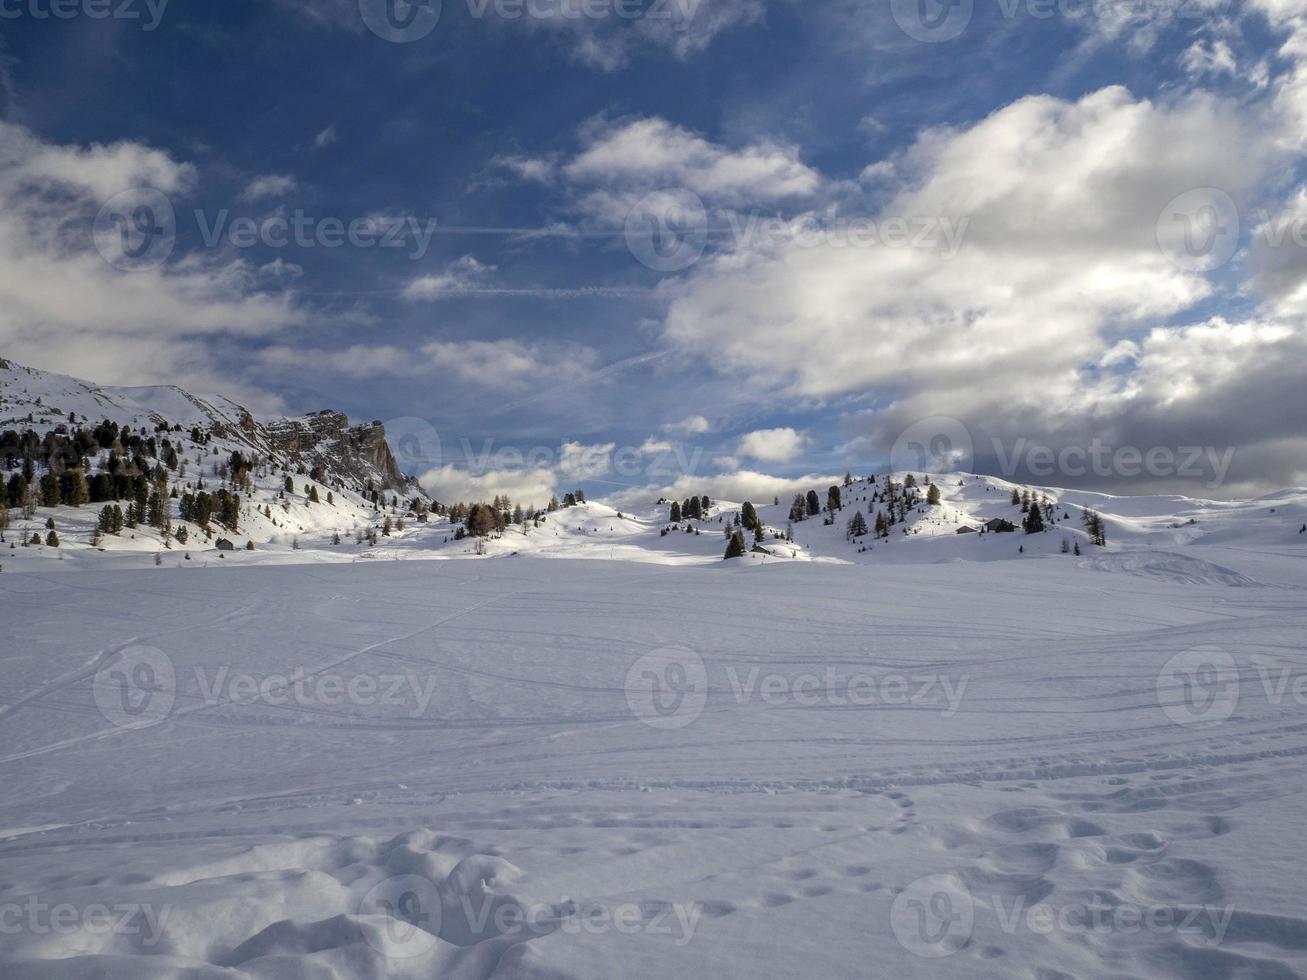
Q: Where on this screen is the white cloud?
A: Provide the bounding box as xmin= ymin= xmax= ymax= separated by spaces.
xmin=491 ymin=154 xmax=558 ymax=184
xmin=565 ymin=117 xmax=821 ymax=213
xmin=663 ymin=85 xmax=1276 ymax=402
xmin=511 ymin=0 xmax=763 ymax=71
xmin=737 ymin=427 xmax=806 ymax=462
xmin=0 ymin=122 xmax=303 ymax=396
xmin=662 ymin=414 xmax=712 ymax=435
xmin=558 ymin=441 xmax=616 ymax=480
xmin=403 ymin=255 xmax=495 ymax=300
xmin=1181 ymin=39 xmax=1238 ymax=79
xmin=313 ymin=123 xmax=339 ymax=150
xmin=240 ymin=174 xmax=298 ymax=202
xmin=418 ymin=463 xmax=558 ymax=508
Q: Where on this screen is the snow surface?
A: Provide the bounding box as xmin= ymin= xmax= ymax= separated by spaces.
xmin=3 ymin=526 xmax=1307 ymax=978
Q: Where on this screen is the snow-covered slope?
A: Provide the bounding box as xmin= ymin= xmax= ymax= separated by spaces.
xmin=4 ymin=552 xmax=1307 ymax=979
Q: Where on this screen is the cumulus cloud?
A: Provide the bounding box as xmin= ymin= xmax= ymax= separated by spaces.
xmin=655 ymin=79 xmax=1307 ymax=493
xmin=403 ymin=255 xmax=495 ymax=300
xmin=240 ymin=174 xmax=298 ymax=202
xmin=565 ymin=117 xmax=821 ymax=210
xmin=737 ymin=427 xmax=806 ymax=462
xmin=418 ymin=463 xmax=559 ymax=508
xmin=0 ymin=122 xmax=303 ymax=396
xmin=558 ymin=440 xmax=616 ymax=480
xmin=662 ymin=414 xmax=712 ymax=435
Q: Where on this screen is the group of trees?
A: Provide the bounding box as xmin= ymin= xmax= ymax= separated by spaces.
xmin=668 ymin=494 xmax=711 ymax=523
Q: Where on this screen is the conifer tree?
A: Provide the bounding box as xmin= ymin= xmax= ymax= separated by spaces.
xmin=806 ymin=490 xmax=820 ymax=517
xmin=848 ymin=511 xmax=869 ymax=537
xmin=927 ymin=483 xmax=941 ymax=506
xmin=1024 ymin=503 xmax=1045 ymax=534
xmin=724 ymin=529 xmax=747 ymax=560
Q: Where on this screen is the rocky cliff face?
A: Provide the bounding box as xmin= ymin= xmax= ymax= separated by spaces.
xmin=261 ymin=411 xmax=411 ymax=496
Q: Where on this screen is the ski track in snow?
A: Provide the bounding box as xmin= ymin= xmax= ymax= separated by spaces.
xmin=2 ymin=545 xmax=1307 ymax=978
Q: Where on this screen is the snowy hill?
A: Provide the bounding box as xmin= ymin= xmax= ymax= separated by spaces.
xmin=3 ymin=356 xmax=1306 ymax=579
xmin=0 ymin=357 xmax=429 ymax=571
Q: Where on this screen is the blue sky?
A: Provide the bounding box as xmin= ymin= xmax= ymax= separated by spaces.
xmin=2 ymin=0 xmax=1306 ymax=505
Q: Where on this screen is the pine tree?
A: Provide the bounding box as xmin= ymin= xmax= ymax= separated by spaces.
xmin=1023 ymin=503 xmax=1045 ymax=534
xmin=927 ymin=483 xmax=941 ymax=506
xmin=40 ymin=472 xmax=61 ymax=507
xmin=741 ymin=501 xmax=759 ymax=534
xmin=670 ymin=501 xmax=682 ymax=523
xmin=46 ymin=530 xmax=59 ymax=547
xmin=724 ymin=529 xmax=747 ymax=560
xmin=806 ymin=490 xmax=820 ymax=517
xmin=848 ymin=511 xmax=869 ymax=537
xmin=308 ymin=485 xmax=320 ymax=504
xmin=1010 ymin=487 xmax=1021 ymax=506
xmin=789 ymin=494 xmax=806 ymax=523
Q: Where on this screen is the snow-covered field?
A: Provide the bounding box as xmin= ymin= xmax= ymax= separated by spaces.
xmin=3 ymin=531 xmax=1307 ymax=978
